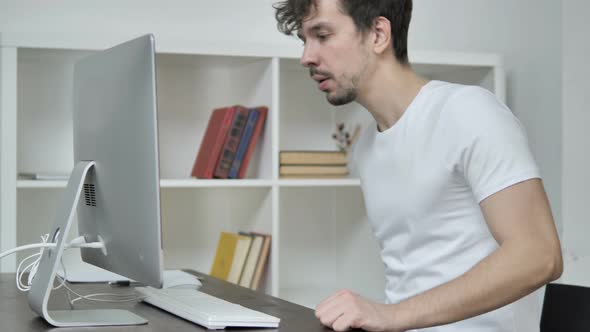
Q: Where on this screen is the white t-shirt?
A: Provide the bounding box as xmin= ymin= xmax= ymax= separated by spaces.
xmin=353 ymin=80 xmax=543 ymax=331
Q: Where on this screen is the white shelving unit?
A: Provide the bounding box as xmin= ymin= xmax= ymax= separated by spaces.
xmin=0 ymin=32 xmax=505 ymax=308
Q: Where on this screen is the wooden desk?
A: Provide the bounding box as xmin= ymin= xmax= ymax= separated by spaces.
xmin=0 ymin=270 xmax=330 ymax=332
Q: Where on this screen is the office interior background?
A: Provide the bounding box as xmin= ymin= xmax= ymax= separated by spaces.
xmin=0 ymin=0 xmax=588 ymax=299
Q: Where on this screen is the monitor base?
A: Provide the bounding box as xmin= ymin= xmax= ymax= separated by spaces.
xmin=47 ymin=309 xmax=147 ymax=327
xmin=26 ymin=161 xmax=149 ymax=327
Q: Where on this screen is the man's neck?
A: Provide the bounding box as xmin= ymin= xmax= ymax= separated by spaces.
xmin=357 ymin=61 xmax=429 ymax=132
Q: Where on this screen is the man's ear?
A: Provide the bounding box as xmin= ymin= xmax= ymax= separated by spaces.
xmin=372 ymin=16 xmax=392 ymax=54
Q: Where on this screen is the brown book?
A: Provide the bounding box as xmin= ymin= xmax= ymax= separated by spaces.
xmin=279 ymin=165 xmax=349 ymax=176
xmin=280 ymin=150 xmax=347 ymax=165
xmin=250 ymin=233 xmax=271 ymax=291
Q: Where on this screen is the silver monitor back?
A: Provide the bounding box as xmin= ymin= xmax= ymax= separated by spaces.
xmin=73 ymin=34 xmax=163 ymax=288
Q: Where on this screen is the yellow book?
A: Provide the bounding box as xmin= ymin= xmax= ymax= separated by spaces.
xmin=210 ymin=232 xmax=239 ymax=280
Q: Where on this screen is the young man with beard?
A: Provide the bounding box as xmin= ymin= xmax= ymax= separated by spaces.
xmin=274 ymin=0 xmax=563 ymax=331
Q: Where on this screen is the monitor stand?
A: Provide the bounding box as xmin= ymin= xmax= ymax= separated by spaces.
xmin=26 ymin=161 xmax=148 ymax=327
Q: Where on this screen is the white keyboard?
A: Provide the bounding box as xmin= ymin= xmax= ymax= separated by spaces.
xmin=135 ymin=287 xmax=280 ymax=330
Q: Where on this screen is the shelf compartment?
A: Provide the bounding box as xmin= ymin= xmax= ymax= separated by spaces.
xmin=278 ymin=187 xmax=385 ymax=308
xmin=161 ymin=187 xmax=273 ymax=292
xmin=17 ymin=48 xmax=274 ymax=182
xmin=155 ymin=53 xmax=274 ymax=180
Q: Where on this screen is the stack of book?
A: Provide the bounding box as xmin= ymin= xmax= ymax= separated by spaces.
xmin=279 ymin=150 xmax=348 ymax=178
xmin=209 ymin=231 xmax=272 ymax=290
xmin=192 ymin=105 xmax=268 ymax=179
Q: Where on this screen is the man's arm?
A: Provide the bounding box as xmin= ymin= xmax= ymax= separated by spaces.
xmin=315 ymin=178 xmax=563 ymax=331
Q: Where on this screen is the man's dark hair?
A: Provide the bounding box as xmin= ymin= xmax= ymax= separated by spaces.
xmin=274 ymin=0 xmax=412 ymax=65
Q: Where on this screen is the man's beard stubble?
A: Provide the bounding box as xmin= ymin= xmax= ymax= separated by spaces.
xmin=327 ymin=86 xmax=357 ymax=106
xmin=310 ymin=67 xmax=358 ymax=106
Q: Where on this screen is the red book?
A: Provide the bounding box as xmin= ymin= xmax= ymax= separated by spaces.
xmin=191 ymin=107 xmax=236 ymax=179
xmin=238 ymin=106 xmax=268 ymax=179
xmin=214 ymin=106 xmax=250 ymax=178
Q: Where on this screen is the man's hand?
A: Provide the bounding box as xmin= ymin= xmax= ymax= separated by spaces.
xmin=315 ymin=289 xmax=400 ymax=332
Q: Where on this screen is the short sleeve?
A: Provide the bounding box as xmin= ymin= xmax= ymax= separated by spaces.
xmin=444 ymin=86 xmax=541 ymax=203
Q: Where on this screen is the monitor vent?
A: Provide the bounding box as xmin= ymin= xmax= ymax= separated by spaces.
xmin=84 ymin=184 xmax=97 ymax=207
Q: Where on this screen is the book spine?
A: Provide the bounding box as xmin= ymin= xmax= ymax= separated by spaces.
xmin=238 ymin=233 xmax=264 ymax=288
xmin=214 ymin=106 xmax=250 ymax=178
xmin=209 ymin=232 xmax=239 ymax=280
xmin=250 ymin=233 xmax=271 ymax=291
xmin=279 ymin=165 xmax=349 ymax=175
xmin=191 ymin=107 xmax=236 ymax=179
xmin=238 ymin=106 xmax=268 ymax=179
xmin=279 ymin=151 xmax=347 ymax=165
xmin=228 ymin=109 xmax=259 ymax=179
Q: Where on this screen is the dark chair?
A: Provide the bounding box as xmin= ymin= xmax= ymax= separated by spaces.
xmin=540 ymin=283 xmax=590 ymax=331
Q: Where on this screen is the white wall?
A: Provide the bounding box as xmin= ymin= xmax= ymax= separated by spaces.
xmin=0 ymin=0 xmax=574 ymax=279
xmin=0 ymin=0 xmax=280 ymax=44
xmin=411 ymin=0 xmax=563 ymax=237
xmin=560 ymin=0 xmax=590 ymax=286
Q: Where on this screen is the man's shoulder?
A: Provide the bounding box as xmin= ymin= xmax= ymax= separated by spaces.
xmin=437 ymin=83 xmax=507 ymax=115
xmin=435 ymin=83 xmax=514 ymax=133
xmin=427 ymin=81 xmax=498 ymax=110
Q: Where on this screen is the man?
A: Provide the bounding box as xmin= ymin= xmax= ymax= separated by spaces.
xmin=274 ymin=1 xmax=563 ymax=331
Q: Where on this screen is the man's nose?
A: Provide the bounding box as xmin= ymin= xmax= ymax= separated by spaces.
xmin=300 ymin=44 xmax=318 ymax=68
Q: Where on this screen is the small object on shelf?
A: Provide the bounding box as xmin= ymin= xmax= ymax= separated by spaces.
xmin=18 ymin=172 xmax=69 ymax=181
xmin=332 ymin=122 xmax=361 ymax=153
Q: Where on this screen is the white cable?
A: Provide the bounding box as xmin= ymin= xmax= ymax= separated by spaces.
xmin=1 ymin=238 xmax=105 ymax=260
xmin=1 ymin=243 xmax=56 ymax=259
xmin=4 ymin=234 xmax=144 ymax=305
xmin=57 ymin=259 xmax=144 ymax=306
xmin=16 ymin=252 xmax=41 ymax=291
xmin=16 ymin=233 xmax=51 ymax=291
xmin=56 ymin=243 xmax=144 ymax=307
xmin=66 ymin=288 xmax=144 ymax=305
xmin=5 ymin=234 xmax=105 ymax=291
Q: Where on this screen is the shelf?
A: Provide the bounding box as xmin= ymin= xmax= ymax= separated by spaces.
xmin=17 ymin=178 xmax=274 ymax=189
xmin=17 ymin=178 xmax=364 ymax=189
xmin=17 ymin=180 xmax=68 ymax=189
xmin=160 ymin=179 xmax=273 ymax=188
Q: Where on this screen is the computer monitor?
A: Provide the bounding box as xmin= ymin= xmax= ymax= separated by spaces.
xmin=27 ymin=34 xmax=164 ymax=327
